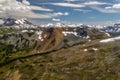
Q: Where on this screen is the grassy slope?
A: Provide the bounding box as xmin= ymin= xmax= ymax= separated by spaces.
xmin=0 ymin=28 xmax=16 ymax=34
xmin=0 ymin=39 xmax=120 ymax=80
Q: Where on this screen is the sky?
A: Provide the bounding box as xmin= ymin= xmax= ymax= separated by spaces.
xmin=0 ymin=0 xmax=120 ymax=25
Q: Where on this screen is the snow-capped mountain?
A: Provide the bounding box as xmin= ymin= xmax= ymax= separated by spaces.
xmin=102 ymin=23 xmax=120 ymax=34
xmin=0 ymin=17 xmax=38 ymax=29
xmin=40 ymin=23 xmax=66 ymax=27
xmin=0 ymin=17 xmax=111 ymax=40
xmin=87 ymin=24 xmax=106 ymax=29
xmin=1 ymin=17 xmax=16 ymax=26
xmin=84 ymin=23 xmax=120 ymax=35
xmin=40 ymin=23 xmax=83 ymax=28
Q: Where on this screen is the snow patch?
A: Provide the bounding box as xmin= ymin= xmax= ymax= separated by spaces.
xmin=0 ymin=19 xmax=4 ymax=24
xmin=84 ymin=49 xmax=88 ymax=52
xmin=88 ymin=39 xmax=91 ymax=42
xmin=105 ymin=33 xmax=111 ymax=37
xmin=92 ymin=48 xmax=98 ymax=51
xmin=21 ymin=30 xmax=28 ymax=32
xmin=100 ymin=36 xmax=120 ymax=43
xmin=62 ymin=31 xmax=78 ymax=36
xmin=85 ymin=36 xmax=90 ymax=39
xmin=36 ymin=31 xmax=44 ymax=41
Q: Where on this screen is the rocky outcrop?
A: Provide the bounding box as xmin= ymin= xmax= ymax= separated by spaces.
xmin=0 ymin=32 xmax=39 ymax=53
xmin=36 ymin=28 xmax=65 ymax=52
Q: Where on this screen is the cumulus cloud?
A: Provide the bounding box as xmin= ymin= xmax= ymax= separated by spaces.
xmin=52 ymin=18 xmax=60 ymax=22
xmin=50 ymin=3 xmax=85 ymax=8
xmin=0 ymin=0 xmax=53 ymax=18
xmin=0 ymin=0 xmax=30 ymax=13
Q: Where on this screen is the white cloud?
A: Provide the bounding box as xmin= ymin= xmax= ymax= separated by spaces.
xmin=22 ymin=0 xmax=30 ymax=5
xmin=0 ymin=0 xmax=5 ymax=3
xmin=90 ymin=6 xmax=119 ymax=13
xmin=89 ymin=3 xmax=120 ymax=13
xmin=11 ymin=11 xmax=54 ymax=18
xmin=50 ymin=3 xmax=85 ymax=8
xmin=105 ymin=7 xmax=112 ymax=9
xmin=53 ymin=12 xmax=69 ymax=16
xmin=74 ymin=9 xmax=91 ymax=13
xmin=106 ymin=4 xmax=120 ymax=9
xmin=113 ymin=4 xmax=120 ymax=8
xmin=0 ymin=0 xmax=53 ymax=18
xmin=30 ymin=6 xmax=53 ymax=11
xmin=84 ymin=1 xmax=108 ymax=5
xmin=64 ymin=12 xmax=69 ymax=15
xmin=83 ymin=1 xmax=120 ymax=13
xmin=52 ymin=18 xmax=60 ymax=22
xmin=0 ymin=0 xmax=31 ymax=13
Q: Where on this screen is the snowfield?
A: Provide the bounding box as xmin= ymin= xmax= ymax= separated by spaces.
xmin=100 ymin=36 xmax=120 ymax=43
xmin=62 ymin=31 xmax=78 ymax=36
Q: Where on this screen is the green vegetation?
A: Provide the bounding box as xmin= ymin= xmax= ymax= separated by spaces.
xmin=0 ymin=28 xmax=16 ymax=34
xmin=0 ymin=39 xmax=119 ymax=80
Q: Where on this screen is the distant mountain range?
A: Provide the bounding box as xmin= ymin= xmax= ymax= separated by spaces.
xmin=0 ymin=17 xmax=120 ymax=35
xmin=101 ymin=24 xmax=120 ymax=34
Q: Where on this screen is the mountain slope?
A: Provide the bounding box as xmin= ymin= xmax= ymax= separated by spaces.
xmin=0 ymin=36 xmax=120 ymax=80
xmin=0 ymin=26 xmax=119 ymax=80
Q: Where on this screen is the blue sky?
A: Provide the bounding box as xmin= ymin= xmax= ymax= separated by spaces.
xmin=0 ymin=0 xmax=120 ymax=25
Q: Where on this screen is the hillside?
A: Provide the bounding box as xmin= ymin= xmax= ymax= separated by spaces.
xmin=0 ymin=36 xmax=120 ymax=80
xmin=0 ymin=26 xmax=120 ymax=80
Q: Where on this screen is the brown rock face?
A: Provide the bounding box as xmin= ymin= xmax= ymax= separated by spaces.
xmin=36 ymin=28 xmax=65 ymax=52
